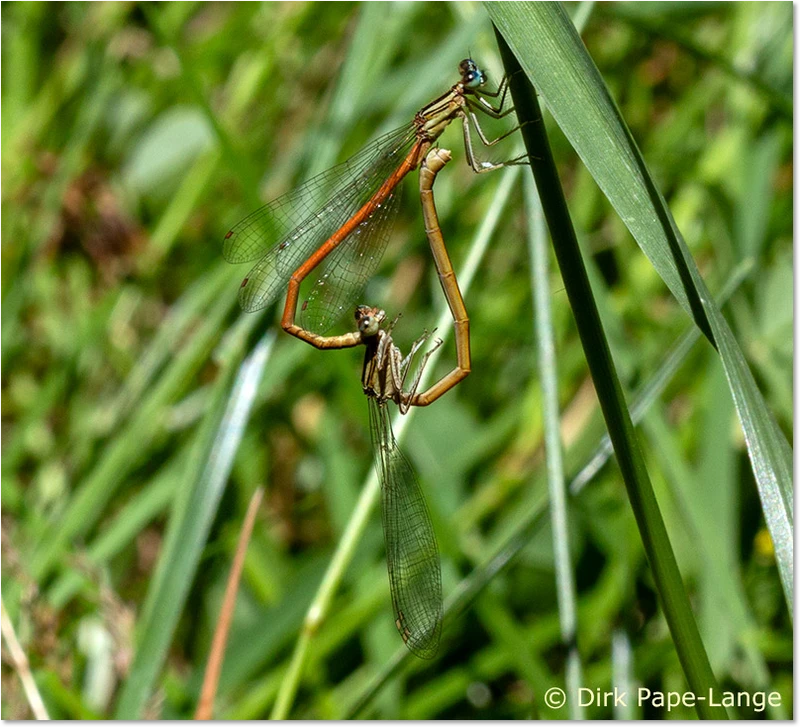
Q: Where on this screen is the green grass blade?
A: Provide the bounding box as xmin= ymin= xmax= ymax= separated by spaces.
xmin=491 ymin=24 xmax=727 ymax=718
xmin=114 ymin=332 xmax=274 ymax=718
xmin=47 ymin=453 xmax=186 ymax=608
xmin=487 ymin=0 xmax=792 ymax=612
xmin=571 ymin=260 xmax=754 ymax=492
xmin=30 ymin=287 xmax=238 ymax=582
xmin=525 ymin=173 xmax=584 ymax=718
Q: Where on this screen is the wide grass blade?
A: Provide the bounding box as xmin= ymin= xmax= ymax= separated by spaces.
xmin=486 ymin=0 xmax=792 ymax=612
xmin=492 ymin=24 xmax=727 ymax=718
xmin=114 ymin=332 xmax=273 ymax=718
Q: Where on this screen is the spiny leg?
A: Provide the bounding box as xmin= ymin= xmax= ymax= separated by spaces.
xmin=470 ymin=73 xmax=511 ymax=110
xmin=470 ymin=68 xmax=526 ymax=106
xmin=468 ymin=89 xmax=517 ymax=119
xmin=466 ymin=100 xmax=533 ymax=146
xmin=375 ymin=327 xmax=395 ymax=371
xmin=401 ymin=338 xmax=443 ymax=412
xmin=399 ymin=329 xmax=436 ymax=380
xmin=461 ymin=115 xmax=530 ymax=174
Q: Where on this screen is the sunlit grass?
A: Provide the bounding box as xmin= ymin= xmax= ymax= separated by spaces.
xmin=1 ymin=1 xmax=792 ymax=719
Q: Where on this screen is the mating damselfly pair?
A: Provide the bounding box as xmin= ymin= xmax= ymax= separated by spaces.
xmin=225 ymin=59 xmax=527 ymax=658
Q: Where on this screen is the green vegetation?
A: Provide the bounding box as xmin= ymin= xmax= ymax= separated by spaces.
xmin=2 ymin=2 xmax=791 ymax=719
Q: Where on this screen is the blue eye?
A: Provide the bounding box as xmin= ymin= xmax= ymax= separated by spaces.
xmin=464 ymin=70 xmax=486 ymax=89
xmin=459 ymin=59 xmax=486 ymax=89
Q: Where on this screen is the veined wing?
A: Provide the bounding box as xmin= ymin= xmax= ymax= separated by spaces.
xmin=223 ymin=123 xmax=414 ymax=264
xmin=299 ymin=181 xmax=402 ymax=334
xmin=368 ymin=397 xmax=442 ymax=659
xmin=223 ymin=124 xmax=416 ymax=316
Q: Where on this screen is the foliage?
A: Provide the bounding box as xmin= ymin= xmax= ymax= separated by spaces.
xmin=1 ymin=1 xmax=792 ymax=719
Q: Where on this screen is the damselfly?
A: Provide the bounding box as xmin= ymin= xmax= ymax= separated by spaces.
xmin=223 ymin=59 xmax=526 ymax=340
xmin=357 ymin=304 xmax=445 ymax=658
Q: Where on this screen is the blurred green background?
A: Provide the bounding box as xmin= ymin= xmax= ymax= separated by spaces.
xmin=1 ymin=1 xmax=792 ymax=720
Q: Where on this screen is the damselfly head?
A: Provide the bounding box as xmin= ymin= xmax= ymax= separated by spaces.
xmin=355 ymin=305 xmax=385 ymax=337
xmin=458 ymin=58 xmax=486 ymax=89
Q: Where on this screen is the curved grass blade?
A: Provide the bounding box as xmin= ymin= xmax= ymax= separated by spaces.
xmin=487 ymin=0 xmax=792 ymax=612
xmin=114 ymin=332 xmax=274 ymax=718
xmin=492 ymin=26 xmax=728 ymax=719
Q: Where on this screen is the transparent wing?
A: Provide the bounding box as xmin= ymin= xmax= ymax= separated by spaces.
xmin=223 ymin=125 xmax=416 ymax=319
xmin=299 ymin=182 xmax=402 ymax=334
xmin=369 ymin=398 xmax=442 ymax=659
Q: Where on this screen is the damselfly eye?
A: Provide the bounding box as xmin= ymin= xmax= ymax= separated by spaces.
xmin=459 ymin=58 xmax=486 ymax=89
xmin=355 ymin=305 xmax=382 ymax=336
xmin=464 ymin=71 xmax=482 ymax=88
xmin=459 ymin=58 xmax=478 ymax=74
xmin=360 ymin=315 xmax=381 ymax=336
